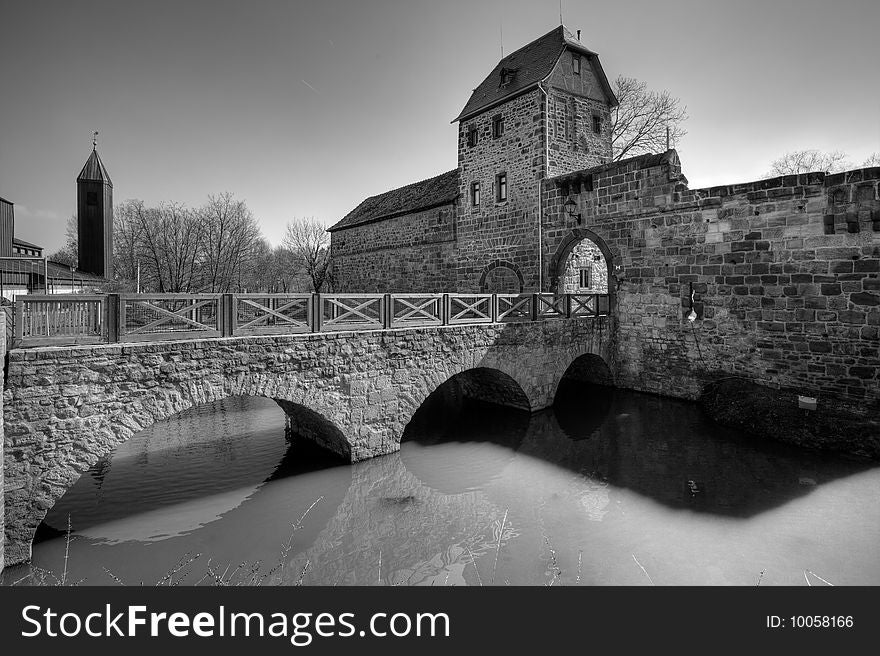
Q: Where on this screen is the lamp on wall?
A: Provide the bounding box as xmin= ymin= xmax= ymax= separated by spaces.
xmin=563 ymin=196 xmax=581 ymax=224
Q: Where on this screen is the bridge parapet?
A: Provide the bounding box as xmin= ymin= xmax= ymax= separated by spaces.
xmin=13 ymin=292 xmax=612 ymax=349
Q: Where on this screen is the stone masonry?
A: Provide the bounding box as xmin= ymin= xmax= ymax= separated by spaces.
xmin=330 ymin=26 xmax=616 ymax=294
xmin=2 ymin=317 xmax=613 ymax=566
xmin=543 ymin=151 xmax=880 ymax=415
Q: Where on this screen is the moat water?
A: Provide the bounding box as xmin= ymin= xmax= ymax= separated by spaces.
xmin=5 ymin=381 xmax=880 ymax=586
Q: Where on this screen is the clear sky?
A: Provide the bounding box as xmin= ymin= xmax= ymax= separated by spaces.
xmin=2 ymin=0 xmax=878 ymax=254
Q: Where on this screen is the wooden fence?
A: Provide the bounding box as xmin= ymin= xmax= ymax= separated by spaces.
xmin=12 ymin=292 xmax=612 ymax=348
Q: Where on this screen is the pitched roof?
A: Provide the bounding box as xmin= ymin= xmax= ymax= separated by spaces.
xmin=328 ymin=170 xmax=460 ymax=232
xmin=77 ymin=148 xmax=113 ymax=186
xmin=454 ymin=25 xmax=617 ymax=123
xmin=12 ymin=237 xmax=41 ymax=249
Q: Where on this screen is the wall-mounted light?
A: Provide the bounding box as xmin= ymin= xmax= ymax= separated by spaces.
xmin=563 ymin=196 xmax=582 ymax=225
xmin=687 ymin=285 xmax=697 ymax=322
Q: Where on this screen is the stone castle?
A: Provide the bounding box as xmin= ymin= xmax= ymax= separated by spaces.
xmin=329 ymin=25 xmax=880 ymax=428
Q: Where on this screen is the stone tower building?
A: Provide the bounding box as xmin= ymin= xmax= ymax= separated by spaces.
xmin=76 ymin=143 xmax=114 ymax=279
xmin=329 ymin=26 xmax=617 ymax=293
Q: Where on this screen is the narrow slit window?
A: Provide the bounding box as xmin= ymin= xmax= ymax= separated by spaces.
xmin=467 ymin=126 xmax=478 ymax=147
xmin=579 ymin=268 xmax=591 ymax=289
xmin=573 ymin=55 xmax=581 ymax=75
xmin=471 ymin=181 xmax=481 ymax=207
xmin=592 ymin=114 xmax=602 ymax=134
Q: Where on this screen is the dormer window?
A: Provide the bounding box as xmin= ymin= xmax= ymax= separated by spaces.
xmin=499 ymin=67 xmax=515 ymax=87
xmin=573 ymin=54 xmax=581 ymax=75
xmin=467 ymin=126 xmax=478 ymax=147
xmin=492 ymin=114 xmax=504 ymax=138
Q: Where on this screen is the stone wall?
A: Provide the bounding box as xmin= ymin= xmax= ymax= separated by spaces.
xmin=456 ymin=89 xmax=546 ymax=292
xmin=561 ymin=238 xmax=608 ymax=293
xmin=0 ymin=310 xmax=5 ymax=573
xmin=330 ymin=203 xmax=457 ymax=292
xmin=543 ymin=151 xmax=880 ymax=414
xmin=3 ymin=316 xmax=614 ymax=566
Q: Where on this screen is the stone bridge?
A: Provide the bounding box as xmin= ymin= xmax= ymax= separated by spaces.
xmin=2 ymin=315 xmax=613 ymax=566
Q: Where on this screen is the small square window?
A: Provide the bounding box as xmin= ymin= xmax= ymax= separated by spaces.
xmin=492 ymin=115 xmax=504 ymax=138
xmin=592 ymin=114 xmax=601 ymax=134
xmin=573 ymin=55 xmax=581 ymax=75
xmin=467 ymin=127 xmax=478 ymax=147
xmin=471 ymin=181 xmax=481 ymax=207
xmin=496 ymin=173 xmax=507 ymax=202
xmin=579 ymin=268 xmax=591 ymax=289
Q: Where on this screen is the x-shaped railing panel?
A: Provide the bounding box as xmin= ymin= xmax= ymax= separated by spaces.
xmin=391 ymin=295 xmax=443 ymax=327
xmin=448 ymin=294 xmax=493 ymax=324
xmin=569 ymin=294 xmax=597 ymax=318
xmin=536 ymin=293 xmax=566 ymax=319
xmin=320 ymin=294 xmax=384 ymax=331
xmin=234 ymin=294 xmax=312 ymax=334
xmin=497 ymin=294 xmax=533 ymax=322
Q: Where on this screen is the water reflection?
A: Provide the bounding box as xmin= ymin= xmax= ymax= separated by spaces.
xmin=402 ymin=381 xmax=530 ymax=494
xmin=7 ymin=383 xmax=879 ymax=587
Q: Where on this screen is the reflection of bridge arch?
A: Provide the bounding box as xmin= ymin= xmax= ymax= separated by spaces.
xmin=401 ymin=368 xmax=531 ymax=494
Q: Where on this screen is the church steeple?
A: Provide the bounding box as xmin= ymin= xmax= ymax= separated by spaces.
xmin=76 ymin=135 xmax=113 ymax=279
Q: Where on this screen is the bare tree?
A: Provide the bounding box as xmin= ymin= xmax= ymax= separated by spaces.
xmin=611 ymin=75 xmax=688 ymax=161
xmin=47 ymin=214 xmax=78 ymax=266
xmin=767 ymin=150 xmax=852 ymax=176
xmin=114 ymin=199 xmax=203 ymax=292
xmin=282 ymin=217 xmax=332 ymax=292
xmin=862 ymin=152 xmax=880 ymax=167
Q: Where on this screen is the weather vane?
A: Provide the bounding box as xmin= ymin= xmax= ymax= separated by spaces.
xmin=93 ymin=130 xmax=99 ymax=149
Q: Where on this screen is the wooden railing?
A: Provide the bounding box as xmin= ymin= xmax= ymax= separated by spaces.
xmin=12 ymin=292 xmax=612 ymax=348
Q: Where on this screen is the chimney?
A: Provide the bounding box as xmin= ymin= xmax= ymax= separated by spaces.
xmin=577 ymin=29 xmax=581 ymax=40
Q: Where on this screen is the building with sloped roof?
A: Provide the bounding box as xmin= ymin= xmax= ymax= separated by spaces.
xmin=0 ymin=143 xmax=114 ymax=300
xmin=329 ymin=25 xmax=617 ymax=293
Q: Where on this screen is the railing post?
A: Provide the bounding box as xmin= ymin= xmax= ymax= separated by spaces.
xmin=106 ymin=293 xmax=119 ymax=343
xmin=13 ymin=297 xmax=23 ymax=348
xmin=383 ymin=293 xmax=392 ymax=329
xmin=531 ymin=293 xmax=539 ymax=322
xmin=564 ymin=293 xmax=572 ymax=319
xmin=594 ymin=294 xmax=600 ymax=317
xmin=442 ymin=294 xmax=449 ymax=326
xmin=490 ymin=294 xmax=497 ymax=323
xmin=312 ymin=294 xmax=322 ymax=333
xmin=220 ymin=293 xmax=233 ymax=337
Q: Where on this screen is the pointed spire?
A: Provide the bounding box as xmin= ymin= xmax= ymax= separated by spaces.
xmin=77 ymin=141 xmax=112 ymax=187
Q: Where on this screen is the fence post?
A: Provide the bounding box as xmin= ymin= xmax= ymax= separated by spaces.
xmin=220 ymin=294 xmax=233 ymax=337
xmin=564 ymin=293 xmax=572 ymax=319
xmin=531 ymin=293 xmax=539 ymax=322
xmin=312 ymin=294 xmax=322 ymax=333
xmin=491 ymin=294 xmax=498 ymax=323
xmin=442 ymin=294 xmax=449 ymax=326
xmin=106 ymin=294 xmax=120 ymax=343
xmin=13 ymin=297 xmax=23 ymax=348
xmin=383 ymin=293 xmax=392 ymax=329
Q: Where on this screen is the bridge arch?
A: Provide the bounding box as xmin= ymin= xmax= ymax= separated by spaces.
xmin=3 ymin=373 xmax=352 ymax=566
xmin=548 ymin=228 xmax=617 ymax=294
xmin=399 ymin=366 xmax=533 ymax=440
